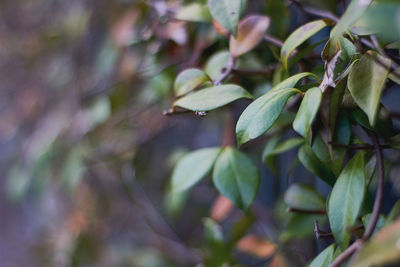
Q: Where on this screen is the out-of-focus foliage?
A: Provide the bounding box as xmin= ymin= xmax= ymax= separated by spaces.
xmin=1 ymin=0 xmax=400 ymax=266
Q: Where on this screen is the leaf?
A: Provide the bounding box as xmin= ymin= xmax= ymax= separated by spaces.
xmin=349 ymin=219 xmax=400 ymax=267
xmin=204 ymin=50 xmax=231 ymax=81
xmin=281 ymin=20 xmax=328 ymax=70
xmin=330 ymin=0 xmax=373 ymax=39
xmin=298 ymin=144 xmax=336 ymax=186
xmin=207 ymin=0 xmax=244 ymax=36
xmin=328 ymin=152 xmax=366 ymax=249
xmin=348 ymin=51 xmax=391 ymax=126
xmin=273 ymin=72 xmax=319 ymax=92
xmin=174 ymin=69 xmax=211 ymax=96
xmin=210 ymin=195 xmax=233 ymax=222
xmin=229 ymin=15 xmax=270 ymax=58
xmin=308 ymin=244 xmax=336 ymax=267
xmin=284 ymin=184 xmax=325 ymax=211
xmin=386 ymin=200 xmax=400 ymax=226
xmin=293 ymin=87 xmax=322 ymax=138
xmin=236 ymin=88 xmax=300 ymax=146
xmin=170 ymin=147 xmax=221 ymax=193
xmin=236 ymin=235 xmax=275 ymax=258
xmin=262 ymin=137 xmax=303 ymax=173
xmin=212 ymin=147 xmax=260 ymax=210
xmin=280 ymin=213 xmax=326 ymax=242
xmin=388 ymin=67 xmax=400 ymax=85
xmin=176 ymin=3 xmax=212 ymax=22
xmin=362 ymin=213 xmax=386 ymax=235
xmin=174 ymin=84 xmax=253 ymax=112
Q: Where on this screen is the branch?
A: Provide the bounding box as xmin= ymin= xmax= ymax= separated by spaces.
xmin=291 ymin=0 xmax=339 ymax=22
xmin=263 ymin=34 xmax=284 ymax=48
xmin=314 ymin=220 xmax=333 ymax=239
xmin=330 ymin=240 xmax=363 ymax=267
xmin=328 ymin=141 xmax=391 ymax=150
xmin=287 ymin=207 xmax=326 ymax=214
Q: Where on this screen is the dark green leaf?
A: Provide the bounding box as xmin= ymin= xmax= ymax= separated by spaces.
xmin=236 ymin=88 xmax=300 ymax=146
xmin=174 ymin=69 xmax=211 ymax=96
xmin=328 ymin=152 xmax=366 ymax=249
xmin=293 ymin=87 xmax=322 ymax=138
xmin=284 ymin=184 xmax=325 ymax=211
xmin=174 ymin=84 xmax=253 ymax=112
xmin=170 ymin=147 xmax=221 ymax=193
xmin=348 ymin=51 xmax=391 ymax=126
xmin=262 ymin=137 xmax=303 ymax=173
xmin=362 ymin=213 xmax=386 ymax=235
xmin=298 ymin=144 xmax=336 ymax=186
xmin=212 ymin=147 xmax=260 ymax=210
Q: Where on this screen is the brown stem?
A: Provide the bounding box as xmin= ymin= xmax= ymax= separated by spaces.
xmin=232 ymin=63 xmax=279 ymax=76
xmin=314 ymin=220 xmax=333 ymax=239
xmin=263 ymin=34 xmax=284 ymax=48
xmin=328 ymin=142 xmax=391 ymax=150
xmin=330 ymin=240 xmax=363 ymax=267
xmin=287 ymin=207 xmax=326 ymax=215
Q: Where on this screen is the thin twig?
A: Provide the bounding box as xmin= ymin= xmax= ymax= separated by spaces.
xmin=314 ymin=220 xmax=333 ymax=239
xmin=328 ymin=142 xmax=391 ymax=150
xmin=232 ymin=63 xmax=279 ymax=76
xmin=330 ymin=240 xmax=363 ymax=267
xmin=291 ymin=0 xmax=339 ymax=22
xmin=263 ymin=34 xmax=284 ymax=48
xmin=287 ymin=207 xmax=326 ymax=214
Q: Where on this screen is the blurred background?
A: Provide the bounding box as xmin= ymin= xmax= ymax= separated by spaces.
xmin=0 ymin=0 xmax=399 ymax=266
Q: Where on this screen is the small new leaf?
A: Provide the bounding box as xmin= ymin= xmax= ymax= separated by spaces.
xmin=174 ymin=69 xmax=210 ymax=97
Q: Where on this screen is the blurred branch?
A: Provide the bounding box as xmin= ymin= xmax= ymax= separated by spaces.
xmin=290 ymin=0 xmax=339 ymax=22
xmin=287 ymin=207 xmax=326 ymax=215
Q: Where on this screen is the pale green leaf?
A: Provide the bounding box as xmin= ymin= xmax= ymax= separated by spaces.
xmin=328 ymin=152 xmax=366 ymax=249
xmin=174 ymin=84 xmax=253 ymax=112
xmin=212 ymin=147 xmax=260 ymax=210
xmin=204 ymin=50 xmax=231 ymax=80
xmin=170 ymin=147 xmax=221 ymax=193
xmin=362 ymin=213 xmax=386 ymax=235
xmin=293 ymin=87 xmax=322 ymax=138
xmin=284 ymin=184 xmax=325 ymax=211
xmin=348 ymin=51 xmax=391 ymax=126
xmin=174 ymin=68 xmax=211 ymax=96
xmin=208 ymin=0 xmax=244 ymax=36
xmin=176 ymin=3 xmax=212 ymax=22
xmin=281 ymin=20 xmax=328 ymax=70
xmin=308 ymin=244 xmax=336 ymax=267
xmin=330 ymin=0 xmax=373 ymax=39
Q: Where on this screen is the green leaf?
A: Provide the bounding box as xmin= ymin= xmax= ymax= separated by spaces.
xmin=328 ymin=152 xmax=366 ymax=249
xmin=284 ymin=184 xmax=325 ymax=211
xmin=229 ymin=15 xmax=270 ymax=58
xmin=236 ymin=88 xmax=300 ymax=146
xmin=281 ymin=20 xmax=328 ymax=70
xmin=280 ymin=213 xmax=326 ymax=242
xmin=293 ymin=87 xmax=322 ymax=139
xmin=386 ymin=200 xmax=400 ymax=226
xmin=170 ymin=147 xmax=221 ymax=193
xmin=176 ymin=3 xmax=212 ymax=22
xmin=348 ymin=51 xmax=391 ymax=126
xmin=174 ymin=69 xmax=211 ymax=96
xmin=174 ymin=84 xmax=253 ymax=112
xmin=205 ymin=51 xmax=231 ymax=80
xmin=350 ymin=219 xmax=400 ymax=267
xmin=298 ymin=144 xmax=336 ymax=186
xmin=208 ymin=0 xmax=244 ymax=36
xmin=262 ymin=137 xmax=303 ymax=174
xmin=308 ymin=244 xmax=336 ymax=267
xmin=362 ymin=213 xmax=386 ymax=235
xmin=212 ymin=147 xmax=260 ymax=211
xmin=330 ymin=0 xmax=373 ymax=39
